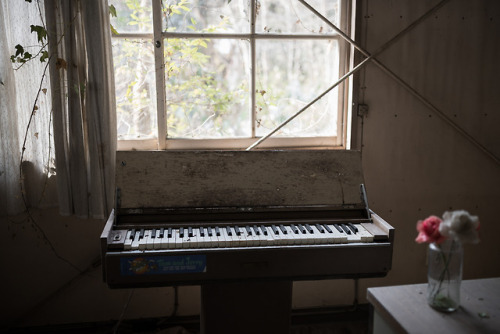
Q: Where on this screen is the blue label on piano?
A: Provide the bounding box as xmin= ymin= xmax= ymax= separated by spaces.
xmin=121 ymin=255 xmax=207 ymax=275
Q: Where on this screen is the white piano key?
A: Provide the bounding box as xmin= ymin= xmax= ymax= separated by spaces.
xmin=234 ymin=227 xmax=247 ymax=247
xmin=197 ymin=227 xmax=207 ymax=248
xmin=131 ymin=230 xmax=141 ymax=250
xmin=282 ymin=226 xmax=295 ymax=245
xmin=241 ymin=227 xmax=252 ymax=246
xmin=174 ymin=229 xmax=183 ymax=249
xmin=251 ymin=229 xmax=261 ymax=246
xmin=215 ymin=227 xmax=226 ymax=247
xmin=138 ymin=230 xmax=149 ymax=250
xmin=326 ymin=224 xmax=348 ymax=243
xmin=273 ymin=227 xmax=288 ymax=245
xmin=256 ymin=226 xmax=267 ymax=246
xmin=182 ymin=229 xmax=194 ymax=249
xmin=284 ymin=226 xmax=299 ymax=245
xmin=291 ymin=227 xmax=308 ymax=245
xmin=301 ymin=226 xmax=315 ymax=245
xmin=321 ymin=225 xmax=337 ymax=244
xmin=244 ymin=228 xmax=258 ymax=246
xmin=354 ymin=224 xmax=374 ymax=242
xmin=342 ymin=226 xmax=362 ymax=243
xmin=209 ymin=228 xmax=219 ymax=248
xmin=160 ymin=230 xmax=169 ymax=249
xmin=221 ymin=227 xmax=234 ymax=247
xmin=310 ymin=225 xmax=329 ymax=244
xmin=259 ymin=226 xmax=272 ymax=245
xmin=124 ymin=230 xmax=133 ymax=250
xmin=153 ymin=229 xmax=162 ymax=249
xmin=146 ymin=229 xmax=155 ymax=250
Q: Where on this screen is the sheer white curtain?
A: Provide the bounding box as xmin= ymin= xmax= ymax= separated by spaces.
xmin=0 ymin=1 xmax=56 ymax=216
xmin=0 ymin=0 xmax=116 ymax=219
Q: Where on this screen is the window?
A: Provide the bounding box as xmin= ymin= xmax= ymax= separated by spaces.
xmin=110 ymin=0 xmax=353 ymax=150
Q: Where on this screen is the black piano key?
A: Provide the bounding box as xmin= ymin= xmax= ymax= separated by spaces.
xmin=271 ymin=225 xmax=280 ymax=235
xmin=215 ymin=226 xmax=221 ymax=236
xmin=333 ymin=224 xmax=344 ymax=233
xmin=159 ymin=228 xmax=165 ymax=238
xmin=234 ymin=225 xmax=241 ymax=236
xmin=252 ymin=225 xmax=261 ymax=235
xmin=168 ymin=227 xmax=173 ymax=238
xmin=279 ymin=224 xmax=288 ymax=234
xmin=298 ymin=224 xmax=307 ymax=234
xmin=245 ymin=226 xmax=253 ymax=236
xmin=151 ymin=228 xmax=156 ymax=238
xmin=199 ymin=227 xmax=205 ymax=237
xmin=340 ymin=224 xmax=351 ymax=234
xmin=188 ymin=227 xmax=193 ymax=237
xmin=290 ymin=224 xmax=299 ymax=234
xmin=179 ymin=227 xmax=185 ymax=238
xmin=129 ymin=229 xmax=136 ymax=239
xmin=260 ymin=225 xmax=268 ymax=235
xmin=315 ymin=224 xmax=325 ymax=233
xmin=305 ymin=224 xmax=314 ymax=234
xmin=226 ymin=226 xmax=233 ymax=236
xmin=348 ymin=223 xmax=359 ymax=233
xmin=323 ymin=224 xmax=333 ymax=233
xmin=139 ymin=229 xmax=145 ymax=239
xmin=207 ymin=226 xmax=213 ymax=237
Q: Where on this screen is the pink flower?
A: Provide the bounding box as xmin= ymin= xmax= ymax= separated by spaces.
xmin=416 ymin=215 xmax=446 ymax=244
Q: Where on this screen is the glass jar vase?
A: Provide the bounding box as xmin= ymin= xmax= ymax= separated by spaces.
xmin=427 ymin=239 xmax=463 ymax=312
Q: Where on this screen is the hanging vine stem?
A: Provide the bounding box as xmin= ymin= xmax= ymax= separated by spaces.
xmin=10 ymin=0 xmax=83 ymax=274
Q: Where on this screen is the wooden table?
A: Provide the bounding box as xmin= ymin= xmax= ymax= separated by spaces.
xmin=367 ymin=278 xmax=500 ymax=334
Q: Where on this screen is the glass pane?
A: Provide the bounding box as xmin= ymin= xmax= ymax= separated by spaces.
xmin=113 ymin=39 xmax=157 ymax=140
xmin=165 ymin=38 xmax=250 ymax=139
xmin=162 ymin=0 xmax=249 ymax=33
xmin=109 ymin=0 xmax=153 ymax=34
xmin=256 ymin=0 xmax=340 ymax=34
xmin=255 ymin=39 xmax=339 ymax=137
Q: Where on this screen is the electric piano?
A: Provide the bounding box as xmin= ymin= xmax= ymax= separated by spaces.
xmin=101 ymin=150 xmax=394 ymax=334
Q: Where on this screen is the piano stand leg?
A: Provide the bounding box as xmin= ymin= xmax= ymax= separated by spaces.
xmin=201 ymin=280 xmax=292 ymax=334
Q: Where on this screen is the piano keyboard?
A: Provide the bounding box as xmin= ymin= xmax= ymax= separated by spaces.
xmin=117 ymin=223 xmax=374 ymax=251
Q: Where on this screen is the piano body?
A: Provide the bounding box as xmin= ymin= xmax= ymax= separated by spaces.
xmin=101 ymin=150 xmax=394 ymax=334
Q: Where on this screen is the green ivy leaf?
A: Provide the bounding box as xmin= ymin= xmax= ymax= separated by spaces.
xmin=40 ymin=50 xmax=49 ymax=62
xmin=109 ymin=4 xmax=117 ymax=17
xmin=110 ymin=24 xmax=119 ymax=35
xmin=15 ymin=44 xmax=24 ymax=57
xmin=30 ymin=25 xmax=47 ymax=43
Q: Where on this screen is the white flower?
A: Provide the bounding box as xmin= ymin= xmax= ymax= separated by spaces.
xmin=439 ymin=210 xmax=480 ymax=244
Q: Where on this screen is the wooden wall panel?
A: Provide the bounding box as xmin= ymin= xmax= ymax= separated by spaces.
xmin=351 ymin=0 xmax=500 ymax=298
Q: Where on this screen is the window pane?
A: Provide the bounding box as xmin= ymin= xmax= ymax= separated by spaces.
xmin=109 ymin=0 xmax=153 ymax=34
xmin=162 ymin=0 xmax=249 ymax=33
xmin=256 ymin=0 xmax=340 ymax=34
xmin=165 ymin=38 xmax=250 ymax=139
xmin=255 ymin=39 xmax=339 ymax=137
xmin=113 ymin=39 xmax=157 ymax=140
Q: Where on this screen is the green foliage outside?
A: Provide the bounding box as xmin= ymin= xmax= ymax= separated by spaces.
xmin=111 ymin=0 xmax=248 ymax=139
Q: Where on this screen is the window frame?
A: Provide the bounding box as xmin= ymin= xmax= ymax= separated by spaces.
xmin=113 ymin=0 xmax=354 ymax=151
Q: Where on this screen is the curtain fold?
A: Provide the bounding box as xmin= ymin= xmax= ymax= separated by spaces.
xmin=45 ymin=0 xmax=116 ymax=219
xmin=82 ymin=0 xmax=117 ymax=218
